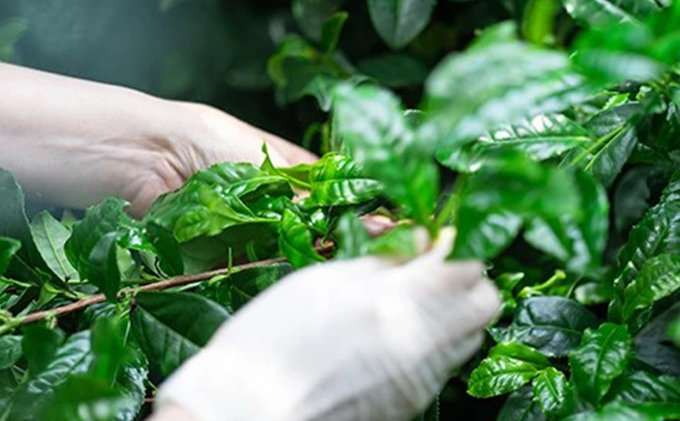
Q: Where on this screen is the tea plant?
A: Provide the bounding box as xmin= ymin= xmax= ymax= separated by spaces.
xmin=1 ymin=0 xmax=680 ymax=420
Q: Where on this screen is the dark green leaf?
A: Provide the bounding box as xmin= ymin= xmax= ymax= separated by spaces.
xmin=131 ymin=292 xmax=229 ymax=377
xmin=0 ymin=336 xmax=22 ymax=370
xmin=506 ymin=296 xmax=599 ymax=357
xmin=278 ymin=209 xmax=324 ymax=269
xmin=30 ymin=212 xmax=78 ymax=282
xmin=146 ymin=223 xmax=184 ymax=277
xmin=292 ymin=0 xmax=346 ymax=40
xmin=319 ymin=11 xmax=348 ymax=53
xmin=21 ymin=324 xmax=64 ymax=375
xmin=531 ymin=367 xmax=568 ymax=418
xmin=622 ymin=254 xmax=680 ymax=320
xmin=367 ymin=0 xmax=435 ymax=49
xmin=607 ymin=371 xmax=680 ymax=407
xmin=358 ymin=54 xmax=429 ymax=88
xmin=468 ymin=343 xmax=549 ymax=398
xmin=88 ymin=233 xmax=122 ymax=303
xmin=634 ymin=302 xmax=680 ymax=376
xmin=0 ymin=237 xmax=20 ymax=277
xmin=569 ymin=323 xmax=633 ymax=405
xmin=7 ymin=331 xmax=93 ymax=421
xmin=497 ymin=385 xmax=546 ymax=421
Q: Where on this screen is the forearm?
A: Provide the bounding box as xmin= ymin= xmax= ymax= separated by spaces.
xmin=0 ymin=63 xmax=190 ymax=210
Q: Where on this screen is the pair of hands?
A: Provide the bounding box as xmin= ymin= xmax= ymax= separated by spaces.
xmin=0 ymin=64 xmax=501 ymax=421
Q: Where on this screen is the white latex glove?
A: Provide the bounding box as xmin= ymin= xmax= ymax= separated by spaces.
xmin=152 ymin=229 xmax=500 ymax=421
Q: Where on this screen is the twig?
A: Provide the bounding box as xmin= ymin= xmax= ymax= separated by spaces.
xmin=18 ymin=244 xmax=335 ymax=327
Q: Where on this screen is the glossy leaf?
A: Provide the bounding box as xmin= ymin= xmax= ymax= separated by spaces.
xmin=569 ymin=323 xmax=633 ymax=404
xmin=437 ymin=114 xmax=592 ymax=172
xmin=452 ymin=210 xmax=522 ymax=259
xmin=6 ymin=331 xmax=93 ymax=421
xmin=146 ymin=163 xmax=291 ymax=243
xmin=497 ymin=385 xmax=546 ymax=421
xmin=468 ymin=343 xmax=549 ymax=398
xmin=531 ymin=367 xmax=568 ymax=418
xmin=562 ymin=0 xmax=660 ymax=28
xmin=308 ymin=153 xmax=383 ymax=207
xmin=332 ymin=83 xmax=438 ymax=227
xmin=607 ymin=371 xmax=680 ymax=407
xmin=367 ymin=0 xmax=436 ymax=49
xmin=278 ymin=209 xmax=324 ymax=269
xmin=506 ymin=296 xmax=599 ymax=357
xmin=65 ymin=197 xmax=130 ymax=280
xmin=131 ymin=292 xmax=229 ymax=377
xmin=0 ymin=237 xmax=20 ymax=277
xmin=622 ymin=254 xmax=680 ymax=320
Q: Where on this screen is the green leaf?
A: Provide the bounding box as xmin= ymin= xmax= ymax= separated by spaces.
xmin=523 ymin=171 xmax=609 ymax=273
xmin=319 ymin=11 xmax=348 ymax=53
xmin=308 ymin=153 xmax=383 ymax=207
xmin=335 ymin=213 xmax=370 ymax=259
xmin=278 ymin=209 xmax=324 ymax=269
xmin=452 ymin=210 xmax=523 ymax=259
xmin=562 ymin=0 xmax=661 ymax=28
xmin=531 ymin=367 xmax=568 ymax=418
xmin=131 ymin=292 xmax=229 ymax=377
xmin=506 ymin=297 xmax=599 ymax=357
xmin=292 ymin=0 xmax=346 ymax=40
xmin=436 ymin=114 xmax=592 ymax=172
xmin=671 ymin=317 xmax=680 ymax=347
xmin=6 ymin=331 xmax=93 ymax=421
xmin=87 ymin=233 xmax=122 ymax=303
xmin=40 ymin=375 xmax=132 ymax=421
xmin=367 ymin=0 xmax=435 ymax=49
xmin=332 ymin=83 xmax=438 ymax=227
xmin=146 ymin=163 xmax=291 ymax=243
xmin=567 ymin=401 xmax=680 ymax=421
xmin=0 ymin=237 xmax=20 ymax=277
xmin=201 ymin=263 xmax=294 ymax=312
xmin=615 ymin=175 xmax=680 ymax=292
xmin=0 ymin=336 xmax=22 ymax=370
xmin=607 ymin=371 xmax=680 ymax=407
xmin=622 ymin=254 xmax=680 ymax=321
xmin=569 ymin=323 xmax=633 ymax=405
xmin=65 ymin=197 xmax=130 ymax=280
xmin=21 ymin=324 xmax=65 ymax=375
xmin=425 ymin=28 xmax=590 ymax=145
xmin=358 ymin=53 xmax=429 ymax=88
xmin=30 ymin=212 xmax=78 ymax=282
xmin=468 ymin=342 xmax=549 ymax=398
xmin=145 ymin=222 xmax=184 ymax=277
xmin=497 ymin=385 xmax=546 ymax=421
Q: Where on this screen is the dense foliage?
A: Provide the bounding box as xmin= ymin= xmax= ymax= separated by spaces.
xmin=1 ymin=0 xmax=680 ymax=420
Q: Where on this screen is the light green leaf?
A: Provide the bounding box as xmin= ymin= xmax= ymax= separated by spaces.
xmin=335 ymin=213 xmax=370 ymax=259
xmin=569 ymin=323 xmax=633 ymax=404
xmin=532 ymin=368 xmax=568 ymax=418
xmin=278 ymin=209 xmax=324 ymax=269
xmin=367 ymin=0 xmax=436 ymax=49
xmin=468 ymin=343 xmax=549 ymax=398
xmin=41 ymin=375 xmax=132 ymax=421
xmin=333 ymin=83 xmax=438 ymax=227
xmin=562 ymin=0 xmax=661 ymax=28
xmin=308 ymin=153 xmax=383 ymax=207
xmin=31 ymin=212 xmax=78 ymax=282
xmin=146 ymin=163 xmax=291 ymax=243
xmin=131 ymin=292 xmax=229 ymax=377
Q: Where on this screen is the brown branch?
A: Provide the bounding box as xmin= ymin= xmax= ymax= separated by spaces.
xmin=18 ymin=244 xmax=335 ymax=327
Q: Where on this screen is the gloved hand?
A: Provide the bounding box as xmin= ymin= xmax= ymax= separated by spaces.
xmin=0 ymin=63 xmax=316 ymax=217
xmin=152 ymin=229 xmax=500 ymax=421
